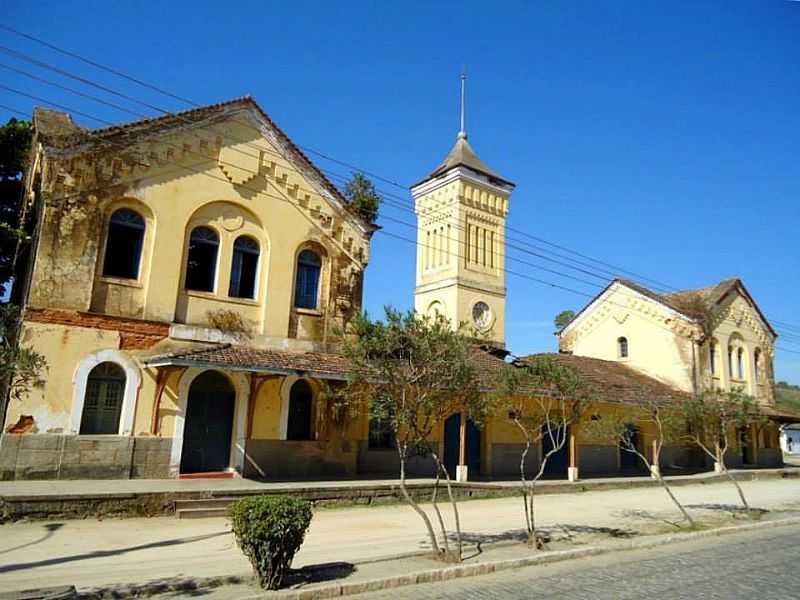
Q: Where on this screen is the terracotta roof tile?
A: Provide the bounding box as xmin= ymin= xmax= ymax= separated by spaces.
xmin=143 ymin=343 xmax=353 ymax=379
xmin=515 ymin=353 xmax=690 ymax=405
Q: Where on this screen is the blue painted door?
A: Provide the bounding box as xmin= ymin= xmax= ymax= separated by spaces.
xmin=443 ymin=413 xmax=481 ymax=479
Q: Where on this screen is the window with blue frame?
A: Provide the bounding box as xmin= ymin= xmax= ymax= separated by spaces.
xmin=102 ymin=208 xmax=145 ymax=280
xmin=294 ymin=249 xmax=321 ymax=309
xmin=228 ymin=236 xmax=259 ymax=299
xmin=185 ymin=226 xmax=219 ymax=292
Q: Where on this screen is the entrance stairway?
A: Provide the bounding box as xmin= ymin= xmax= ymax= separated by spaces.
xmin=174 ymin=497 xmax=236 ymax=519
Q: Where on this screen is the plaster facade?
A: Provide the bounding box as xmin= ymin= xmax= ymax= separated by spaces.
xmin=558 ymin=279 xmax=776 ymax=404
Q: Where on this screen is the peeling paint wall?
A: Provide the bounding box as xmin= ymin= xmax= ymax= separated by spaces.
xmin=26 ymin=109 xmax=371 ymax=339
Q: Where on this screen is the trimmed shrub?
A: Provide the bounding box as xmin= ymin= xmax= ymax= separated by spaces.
xmin=230 ymin=495 xmax=313 ymax=589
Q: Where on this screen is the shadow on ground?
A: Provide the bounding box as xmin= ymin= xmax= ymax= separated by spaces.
xmin=79 ymin=575 xmax=249 ymax=599
xmin=0 ymin=531 xmax=229 ymax=574
xmin=284 ymin=562 xmax=356 ymax=588
xmin=686 ymin=503 xmax=769 ymax=516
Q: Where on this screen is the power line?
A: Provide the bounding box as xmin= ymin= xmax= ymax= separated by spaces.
xmin=0 ymin=61 xmax=628 ymax=289
xmin=4 ymin=51 xmax=800 ymax=342
xmin=5 ymin=84 xmax=799 ymax=349
xmin=0 ymin=25 xmax=683 ymax=293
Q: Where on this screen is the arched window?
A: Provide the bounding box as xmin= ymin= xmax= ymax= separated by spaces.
xmin=294 ymin=249 xmax=321 ymax=309
xmin=617 ymin=336 xmax=629 ymax=358
xmin=754 ymin=349 xmax=762 ymax=382
xmin=287 ymin=380 xmax=313 ymax=440
xmin=709 ymin=341 xmax=717 ymax=376
xmin=79 ymin=362 xmax=126 ymax=434
xmin=728 ymin=346 xmax=734 ymax=378
xmin=102 ymin=208 xmax=145 ymax=280
xmin=737 ymin=348 xmax=745 ymax=380
xmin=185 ymin=226 xmax=219 ymax=292
xmin=228 ymin=236 xmax=259 ymax=299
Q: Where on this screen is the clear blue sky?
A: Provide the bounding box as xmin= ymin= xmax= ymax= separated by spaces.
xmin=4 ymin=1 xmax=800 ymax=381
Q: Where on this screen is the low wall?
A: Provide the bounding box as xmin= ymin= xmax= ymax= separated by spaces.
xmin=660 ymin=446 xmax=706 ymax=470
xmin=0 ymin=434 xmax=172 ymax=481
xmin=356 ymin=442 xmax=437 ymax=477
xmin=578 ymin=445 xmax=619 ymax=476
xmin=757 ymin=448 xmax=783 ymax=468
xmin=490 ymin=443 xmax=539 ymax=478
xmin=243 ymin=439 xmax=358 ymax=479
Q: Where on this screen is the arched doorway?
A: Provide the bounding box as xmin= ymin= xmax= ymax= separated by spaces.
xmin=180 ymin=370 xmax=236 ymax=474
xmin=443 ymin=413 xmax=481 ymax=479
xmin=286 ymin=379 xmax=314 ymax=440
xmin=739 ymin=427 xmax=754 ymax=465
xmin=619 ymin=424 xmax=642 ymax=473
xmin=79 ymin=362 xmax=126 ymax=435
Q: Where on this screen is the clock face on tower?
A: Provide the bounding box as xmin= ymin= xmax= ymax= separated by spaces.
xmin=472 ymin=301 xmax=492 ymax=331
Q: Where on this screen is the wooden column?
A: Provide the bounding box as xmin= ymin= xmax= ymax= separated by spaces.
xmin=150 ymin=368 xmax=169 ymax=435
xmin=569 ymin=430 xmax=577 ymax=469
xmin=246 ymin=374 xmax=270 ymax=440
xmin=150 ymin=366 xmax=187 ymax=435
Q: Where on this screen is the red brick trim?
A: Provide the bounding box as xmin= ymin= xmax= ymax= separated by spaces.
xmin=25 ymin=308 xmax=169 ymax=349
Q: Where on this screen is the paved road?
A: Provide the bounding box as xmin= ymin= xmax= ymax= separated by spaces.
xmin=358 ymin=523 xmax=800 ymax=600
xmin=2 ymin=479 xmax=799 ymax=593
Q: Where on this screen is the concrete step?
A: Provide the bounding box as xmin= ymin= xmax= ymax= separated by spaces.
xmin=176 ymin=506 xmax=231 ymax=519
xmin=175 ymin=497 xmax=239 ymax=519
xmin=175 ymin=498 xmax=235 ymax=510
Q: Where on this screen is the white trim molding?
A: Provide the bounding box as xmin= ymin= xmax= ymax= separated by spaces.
xmin=169 ymin=368 xmax=250 ymax=476
xmin=279 ymin=375 xmax=300 ymax=441
xmin=70 ymin=349 xmax=142 ymax=436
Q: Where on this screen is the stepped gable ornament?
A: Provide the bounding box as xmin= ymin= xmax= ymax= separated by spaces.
xmin=218 ymin=135 xmax=262 ymax=186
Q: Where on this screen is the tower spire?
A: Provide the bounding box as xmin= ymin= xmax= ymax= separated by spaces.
xmin=458 ymin=70 xmax=467 ymax=140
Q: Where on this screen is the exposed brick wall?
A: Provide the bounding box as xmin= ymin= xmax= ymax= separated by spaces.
xmin=26 ymin=308 xmax=169 ymax=349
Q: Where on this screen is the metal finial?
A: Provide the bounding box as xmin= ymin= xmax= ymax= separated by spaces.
xmin=458 ymin=70 xmax=467 ymax=140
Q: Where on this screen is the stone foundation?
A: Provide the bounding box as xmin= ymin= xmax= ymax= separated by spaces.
xmin=356 ymin=441 xmax=436 ymax=477
xmin=0 ymin=434 xmax=172 ymax=480
xmin=490 ymin=443 xmax=539 ymax=478
xmin=243 ymin=439 xmax=358 ymax=479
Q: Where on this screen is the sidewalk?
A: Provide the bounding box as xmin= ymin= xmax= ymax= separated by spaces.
xmin=1 ymin=478 xmax=799 ymax=595
xmin=0 ymin=466 xmax=795 ymax=499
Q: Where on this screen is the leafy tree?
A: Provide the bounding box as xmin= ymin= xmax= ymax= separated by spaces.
xmin=496 ymin=356 xmax=593 ymax=547
xmin=0 ymin=118 xmax=32 ymax=297
xmin=0 ymin=119 xmax=44 ymax=428
xmin=553 ymin=310 xmax=576 ymax=331
xmin=344 ymin=172 xmax=381 ymax=223
xmin=682 ymin=388 xmax=767 ymax=513
xmin=340 ymin=307 xmax=488 ymax=562
xmin=0 ymin=304 xmax=46 ymax=406
xmin=585 ymin=397 xmax=696 ymax=528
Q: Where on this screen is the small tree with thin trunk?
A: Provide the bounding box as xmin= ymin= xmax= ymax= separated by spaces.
xmin=682 ymin=388 xmax=767 ymax=515
xmin=585 ymin=397 xmax=696 ymax=528
xmin=341 ymin=307 xmax=487 ymax=562
xmin=496 ymin=356 xmax=593 ymax=548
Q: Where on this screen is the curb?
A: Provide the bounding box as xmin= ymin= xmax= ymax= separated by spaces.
xmin=247 ymin=516 xmax=800 ymax=600
xmin=76 ymin=516 xmax=800 ymax=599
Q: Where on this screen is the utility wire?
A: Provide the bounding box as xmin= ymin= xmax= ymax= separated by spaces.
xmin=4 ymin=85 xmax=798 ymax=349
xmin=0 ymin=25 xmax=683 ymax=293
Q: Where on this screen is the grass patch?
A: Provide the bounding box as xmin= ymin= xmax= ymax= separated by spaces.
xmin=776 ymin=382 xmax=800 ymax=415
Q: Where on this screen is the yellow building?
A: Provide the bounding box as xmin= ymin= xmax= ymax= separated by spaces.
xmin=1 ymin=97 xmax=382 ymax=480
xmin=557 ymin=277 xmax=785 ymax=468
xmin=0 ymin=93 xmax=786 ymax=483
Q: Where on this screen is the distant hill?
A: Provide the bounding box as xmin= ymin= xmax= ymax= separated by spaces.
xmin=776 ymin=382 xmax=800 ymax=415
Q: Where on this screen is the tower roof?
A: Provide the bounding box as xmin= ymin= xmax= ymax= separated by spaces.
xmin=413 ymin=73 xmax=513 ymax=189
xmin=421 ymin=134 xmax=513 ymax=187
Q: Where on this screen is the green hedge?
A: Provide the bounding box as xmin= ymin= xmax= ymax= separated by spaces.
xmin=230 ymin=495 xmax=313 ymax=589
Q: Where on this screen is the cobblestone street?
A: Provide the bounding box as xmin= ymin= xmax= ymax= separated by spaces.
xmin=357 ymin=523 xmax=800 ymax=600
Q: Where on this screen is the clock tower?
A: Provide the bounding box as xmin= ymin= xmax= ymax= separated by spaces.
xmin=412 ymin=75 xmax=514 ymax=346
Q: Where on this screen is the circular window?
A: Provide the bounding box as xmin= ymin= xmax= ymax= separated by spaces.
xmin=472 ymin=301 xmax=492 ymax=330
